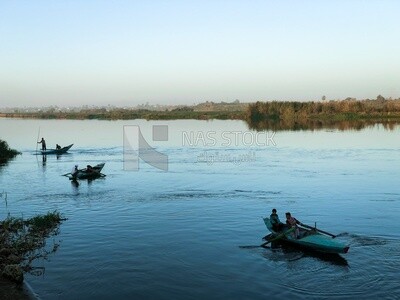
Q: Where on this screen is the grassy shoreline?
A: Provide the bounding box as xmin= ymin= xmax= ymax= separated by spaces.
xmin=0 ymin=211 xmax=66 ymax=282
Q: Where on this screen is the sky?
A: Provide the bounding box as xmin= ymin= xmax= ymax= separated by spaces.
xmin=0 ymin=0 xmax=399 ymax=107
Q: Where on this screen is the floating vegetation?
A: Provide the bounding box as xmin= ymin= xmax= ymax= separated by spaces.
xmin=0 ymin=211 xmax=67 ymax=283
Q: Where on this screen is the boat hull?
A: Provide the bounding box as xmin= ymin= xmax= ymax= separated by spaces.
xmin=69 ymin=163 xmax=105 ymax=180
xmin=263 ymin=217 xmax=349 ymax=254
xmin=40 ymin=144 xmax=73 ymax=155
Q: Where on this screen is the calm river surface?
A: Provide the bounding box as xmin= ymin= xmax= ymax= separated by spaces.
xmin=1 ymin=118 xmax=400 ymax=299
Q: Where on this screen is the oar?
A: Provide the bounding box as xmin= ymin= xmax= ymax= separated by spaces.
xmin=299 ymin=222 xmax=336 ymax=238
xmin=260 ymin=227 xmax=295 ymax=248
xmin=62 ymin=166 xmax=86 ymax=177
xmin=239 ymin=229 xmax=293 ymax=249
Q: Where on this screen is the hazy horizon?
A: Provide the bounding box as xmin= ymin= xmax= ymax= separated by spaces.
xmin=1 ymin=1 xmax=399 ymax=108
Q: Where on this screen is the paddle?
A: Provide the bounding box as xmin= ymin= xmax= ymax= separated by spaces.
xmin=62 ymin=168 xmax=82 ymax=177
xmin=299 ymin=222 xmax=336 ymax=238
xmin=62 ymin=165 xmax=87 ymax=177
xmin=260 ymin=227 xmax=295 ymax=248
xmin=36 ymin=126 xmax=40 ymax=154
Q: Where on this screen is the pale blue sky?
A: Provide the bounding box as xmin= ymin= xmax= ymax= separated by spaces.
xmin=0 ymin=0 xmax=399 ymax=107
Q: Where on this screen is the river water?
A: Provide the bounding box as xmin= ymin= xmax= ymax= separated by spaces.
xmin=0 ymin=118 xmax=399 ymax=299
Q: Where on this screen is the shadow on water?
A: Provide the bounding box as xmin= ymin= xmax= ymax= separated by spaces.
xmin=69 ymin=176 xmax=106 ymax=190
xmin=0 ymin=162 xmax=8 ymax=172
xmin=0 ymin=278 xmax=33 ymax=300
xmin=71 ymin=179 xmax=80 ymax=188
xmin=239 ymin=242 xmax=348 ymax=267
xmin=0 ymin=157 xmax=17 ymax=171
xmin=264 ymin=242 xmax=349 ymax=267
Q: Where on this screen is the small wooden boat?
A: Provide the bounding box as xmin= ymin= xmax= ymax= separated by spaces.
xmin=68 ymin=163 xmax=105 ymax=180
xmin=263 ymin=217 xmax=349 ymax=254
xmin=40 ymin=144 xmax=73 ymax=155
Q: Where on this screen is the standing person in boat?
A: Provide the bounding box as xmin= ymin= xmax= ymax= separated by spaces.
xmin=56 ymin=144 xmax=61 ymax=150
xmin=285 ymin=212 xmax=300 ymax=238
xmin=38 ymin=138 xmax=46 ymax=151
xmin=270 ymin=208 xmax=284 ymax=232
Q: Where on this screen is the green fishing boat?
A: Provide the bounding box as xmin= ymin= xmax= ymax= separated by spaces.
xmin=263 ymin=217 xmax=349 ymax=254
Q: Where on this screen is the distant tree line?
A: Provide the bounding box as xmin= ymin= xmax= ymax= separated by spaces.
xmin=0 ymin=108 xmax=244 ymax=121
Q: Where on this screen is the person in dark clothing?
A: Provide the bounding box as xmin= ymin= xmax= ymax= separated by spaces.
xmin=56 ymin=144 xmax=61 ymax=150
xmin=38 ymin=138 xmax=46 ymax=151
xmin=270 ymin=208 xmax=284 ymax=232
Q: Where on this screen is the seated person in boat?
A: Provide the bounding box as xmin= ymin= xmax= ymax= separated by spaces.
xmin=270 ymin=208 xmax=284 ymax=232
xmin=86 ymin=165 xmax=99 ymax=174
xmin=71 ymin=165 xmax=79 ymax=179
xmin=56 ymin=144 xmax=61 ymax=150
xmin=285 ymin=212 xmax=300 ymax=238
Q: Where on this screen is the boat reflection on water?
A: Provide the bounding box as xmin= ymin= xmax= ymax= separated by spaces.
xmin=264 ymin=242 xmax=349 ymax=267
xmin=71 ymin=179 xmax=79 ymax=188
xmin=86 ymin=177 xmax=104 ymax=185
xmin=69 ymin=174 xmax=106 ymax=190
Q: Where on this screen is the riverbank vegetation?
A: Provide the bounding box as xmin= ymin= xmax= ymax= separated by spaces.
xmin=0 ymin=211 xmax=66 ymax=284
xmin=0 ymin=140 xmax=20 ymax=164
xmin=246 ymin=97 xmax=400 ymax=130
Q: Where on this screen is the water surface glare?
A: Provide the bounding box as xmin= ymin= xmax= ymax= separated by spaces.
xmin=0 ymin=119 xmax=399 ymax=299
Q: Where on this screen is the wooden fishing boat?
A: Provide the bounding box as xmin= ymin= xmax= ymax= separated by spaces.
xmin=68 ymin=163 xmax=105 ymax=180
xmin=40 ymin=144 xmax=73 ymax=155
xmin=263 ymin=217 xmax=349 ymax=254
